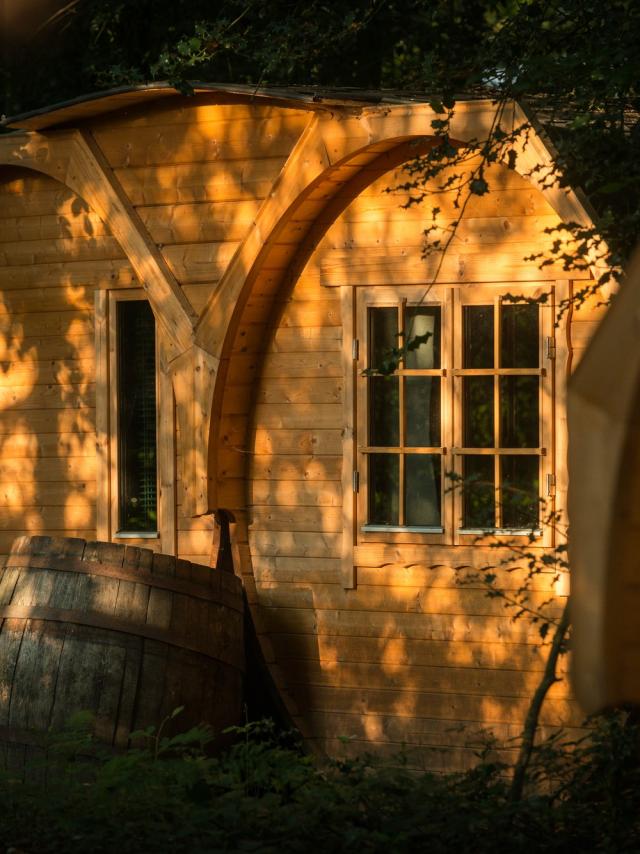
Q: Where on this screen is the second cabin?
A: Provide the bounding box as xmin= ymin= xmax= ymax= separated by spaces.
xmin=0 ymin=84 xmax=606 ymax=770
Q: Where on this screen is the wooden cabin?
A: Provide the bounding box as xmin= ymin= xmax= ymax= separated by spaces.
xmin=0 ymin=84 xmax=606 ymax=771
xmin=569 ymin=249 xmax=640 ymax=715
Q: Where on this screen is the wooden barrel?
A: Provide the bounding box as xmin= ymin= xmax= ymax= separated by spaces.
xmin=0 ymin=536 xmax=244 ymax=768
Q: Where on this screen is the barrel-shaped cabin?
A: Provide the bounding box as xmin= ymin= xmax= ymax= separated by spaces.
xmin=0 ymin=84 xmax=605 ymax=770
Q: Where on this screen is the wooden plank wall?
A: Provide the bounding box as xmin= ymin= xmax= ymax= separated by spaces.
xmin=0 ymin=167 xmax=137 ymax=561
xmin=90 ymin=100 xmax=310 ymax=564
xmin=247 ymin=158 xmax=593 ymax=771
xmin=0 ymin=100 xmax=607 ymax=770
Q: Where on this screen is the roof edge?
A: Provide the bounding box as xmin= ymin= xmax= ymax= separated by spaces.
xmin=2 ymin=81 xmax=493 ymax=132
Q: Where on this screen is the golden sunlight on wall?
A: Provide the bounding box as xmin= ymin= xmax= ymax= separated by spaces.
xmin=246 ymin=156 xmax=584 ymax=771
xmin=0 ymin=167 xmax=136 ymax=560
xmin=91 ymin=102 xmax=309 ymax=318
xmin=88 ymin=100 xmax=310 ymax=564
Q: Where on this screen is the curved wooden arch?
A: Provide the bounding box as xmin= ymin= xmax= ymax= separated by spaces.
xmin=198 ymin=100 xmax=606 ymax=741
xmin=199 ymin=100 xmax=603 ymax=512
xmin=0 ymin=100 xmax=605 ymax=520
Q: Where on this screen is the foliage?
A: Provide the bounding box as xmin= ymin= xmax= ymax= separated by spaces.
xmin=3 ymin=0 xmax=640 ymax=278
xmin=2 ymin=712 xmax=640 ymax=853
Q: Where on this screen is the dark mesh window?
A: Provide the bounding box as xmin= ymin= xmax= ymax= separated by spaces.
xmin=117 ymin=301 xmax=157 ymax=532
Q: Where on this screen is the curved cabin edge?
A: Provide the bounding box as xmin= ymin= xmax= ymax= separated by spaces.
xmin=0 ymin=86 xmax=608 ymax=770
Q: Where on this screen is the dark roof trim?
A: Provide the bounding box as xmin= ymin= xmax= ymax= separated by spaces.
xmin=2 ymin=81 xmax=486 ymax=132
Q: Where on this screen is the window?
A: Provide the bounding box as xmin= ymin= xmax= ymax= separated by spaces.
xmin=354 ymin=284 xmax=555 ymax=545
xmin=116 ymin=299 xmax=158 ymax=533
xmin=95 ymin=288 xmax=175 ymax=550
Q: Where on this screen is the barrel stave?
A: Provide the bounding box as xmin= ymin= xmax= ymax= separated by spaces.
xmin=0 ymin=536 xmax=244 ymax=766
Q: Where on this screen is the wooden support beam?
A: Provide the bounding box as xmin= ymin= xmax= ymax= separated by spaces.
xmin=69 ymin=130 xmax=197 ymax=354
xmin=170 ymin=345 xmax=220 ymax=518
xmin=0 ymin=129 xmax=198 ymax=355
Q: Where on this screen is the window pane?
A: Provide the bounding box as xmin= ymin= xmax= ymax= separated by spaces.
xmin=405 ymin=454 xmax=441 ymax=526
xmin=463 ymin=305 xmax=494 ymax=368
xmin=117 ymin=301 xmax=157 ymax=532
xmin=500 ymin=303 xmax=539 ymax=368
xmin=405 ymin=306 xmax=440 ymax=369
xmin=406 ymin=377 xmax=441 ymax=447
xmin=463 ymin=456 xmax=495 ymax=528
xmin=369 ymin=307 xmax=398 ymax=370
xmin=501 ymin=456 xmax=539 ymax=529
xmin=369 ymin=376 xmax=399 ymax=446
xmin=368 ymin=454 xmax=399 ymax=525
xmin=463 ymin=377 xmax=494 ymax=447
xmin=500 ymin=376 xmax=539 ymax=448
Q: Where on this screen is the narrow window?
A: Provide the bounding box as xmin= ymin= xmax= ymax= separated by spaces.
xmin=365 ymin=302 xmax=443 ymax=530
xmin=116 ymin=300 xmax=158 ymax=533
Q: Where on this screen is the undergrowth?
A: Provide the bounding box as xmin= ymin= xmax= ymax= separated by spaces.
xmin=2 ymin=712 xmax=640 ymax=854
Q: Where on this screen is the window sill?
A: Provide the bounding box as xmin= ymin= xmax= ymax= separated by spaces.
xmin=361 ymin=525 xmax=445 ymax=534
xmin=114 ymin=531 xmax=159 ymax=539
xmin=458 ymin=528 xmax=542 ymax=537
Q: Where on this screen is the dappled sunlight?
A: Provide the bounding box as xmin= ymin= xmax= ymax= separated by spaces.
xmin=0 ymin=301 xmax=37 ymax=407
xmin=0 ymin=163 xmax=127 ymax=553
xmin=63 ymin=492 xmax=94 ymax=529
xmin=62 ymin=281 xmax=95 ymax=312
xmin=306 ymin=155 xmax=587 ymax=288
xmin=237 ymin=127 xmax=581 ymax=770
xmin=0 ymin=95 xmax=584 ymax=772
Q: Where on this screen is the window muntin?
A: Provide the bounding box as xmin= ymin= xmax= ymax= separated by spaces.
xmin=357 ymin=285 xmax=553 ymax=542
xmin=116 ymin=299 xmax=158 ymax=534
xmin=363 ymin=301 xmax=445 ymax=531
xmin=456 ymin=298 xmax=542 ymax=532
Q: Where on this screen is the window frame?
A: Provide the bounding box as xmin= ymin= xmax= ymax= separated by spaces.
xmin=451 ymin=284 xmax=555 ymax=548
xmin=356 ymin=285 xmax=452 ymax=545
xmin=95 ymin=288 xmax=176 ymax=552
xmin=353 ymin=283 xmax=557 ymax=548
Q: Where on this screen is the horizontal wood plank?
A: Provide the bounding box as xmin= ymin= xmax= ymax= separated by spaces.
xmin=0 ymin=236 xmax=124 ymax=267
xmin=250 ymin=479 xmax=342 ymax=507
xmin=138 ymin=200 xmax=261 ymax=244
xmin=115 ymin=159 xmax=286 ymax=206
xmin=260 ymin=352 xmax=342 ymax=379
xmin=290 ymin=683 xmax=582 ymax=728
xmin=256 ymin=377 xmax=343 ymax=405
xmin=256 ymin=604 xmax=563 ymax=645
xmin=249 ymin=506 xmax=343 ymax=533
xmin=96 ymin=114 xmax=307 ymax=167
xmin=249 ymin=531 xmax=341 ymax=559
xmin=252 ymin=579 xmax=564 ymax=618
xmin=250 ymin=455 xmax=342 ymax=481
xmin=268 ymin=631 xmax=552 ymax=672
xmin=273 ymin=657 xmax=572 ymax=699
xmin=0 ymin=212 xmax=109 ymax=242
xmin=253 ymin=403 xmax=342 ymax=430
xmin=252 ymin=428 xmax=342 ymax=455
xmin=0 ymin=407 xmax=95 ymax=435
